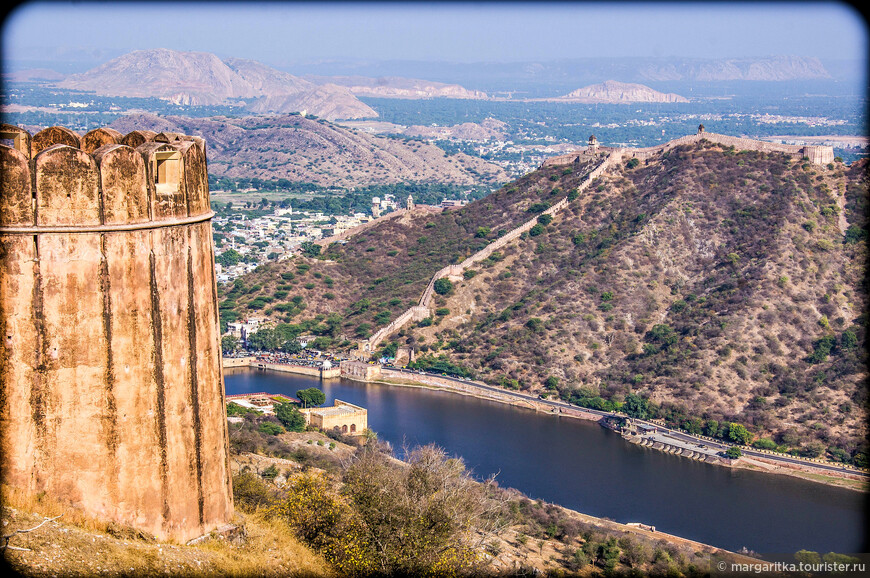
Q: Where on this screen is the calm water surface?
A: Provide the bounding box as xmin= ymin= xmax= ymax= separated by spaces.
xmin=225 ymin=369 xmax=867 ymax=555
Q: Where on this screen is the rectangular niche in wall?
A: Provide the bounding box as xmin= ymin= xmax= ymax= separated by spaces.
xmin=154 ymin=150 xmax=181 ymax=194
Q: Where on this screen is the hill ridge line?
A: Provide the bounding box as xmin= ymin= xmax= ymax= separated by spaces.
xmin=542 ymin=131 xmax=834 ymax=167
xmin=359 ymin=129 xmax=835 ymax=355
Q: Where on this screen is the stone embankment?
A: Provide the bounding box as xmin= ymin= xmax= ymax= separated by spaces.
xmin=367 ymin=367 xmax=606 ymax=423
xmin=223 ymin=357 xmax=341 ymax=378
xmin=364 ymin=151 xmax=619 ymax=352
xmin=623 ymin=434 xmax=732 ymax=466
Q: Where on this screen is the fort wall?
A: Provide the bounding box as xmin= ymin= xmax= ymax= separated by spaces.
xmin=340 ymin=360 xmax=383 ymax=381
xmin=543 ymin=132 xmax=835 ymax=168
xmin=364 ymin=151 xmax=618 ymax=352
xmin=0 ymin=124 xmax=233 ymax=542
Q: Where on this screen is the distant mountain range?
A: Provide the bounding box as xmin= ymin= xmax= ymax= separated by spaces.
xmin=304 ymin=75 xmax=488 ymax=99
xmin=50 ymin=49 xmax=490 ymax=120
xmin=270 ymin=55 xmax=841 ymax=97
xmin=57 ymin=49 xmax=376 ymax=121
xmin=19 ymin=50 xmax=840 ymax=121
xmin=635 ymin=55 xmax=831 ymax=82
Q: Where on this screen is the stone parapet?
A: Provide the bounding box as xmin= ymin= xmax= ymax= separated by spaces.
xmin=0 ymin=125 xmax=232 ymax=543
xmin=0 ymin=123 xmax=211 ymax=231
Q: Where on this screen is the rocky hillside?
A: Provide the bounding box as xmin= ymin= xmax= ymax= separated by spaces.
xmin=57 ymin=49 xmax=376 ymax=120
xmin=554 ymin=80 xmax=689 ymax=103
xmin=108 ymin=113 xmax=508 ymax=188
xmin=226 ymin=141 xmax=867 ymax=465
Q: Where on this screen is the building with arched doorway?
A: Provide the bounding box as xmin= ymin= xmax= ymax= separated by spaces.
xmin=300 ymin=399 xmax=368 ymax=435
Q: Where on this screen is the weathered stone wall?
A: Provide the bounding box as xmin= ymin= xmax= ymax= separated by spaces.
xmin=0 ymin=124 xmax=233 ymax=542
xmin=340 ymin=360 xmax=383 ymax=381
xmin=248 ymin=360 xmax=341 ymax=379
xmin=223 ymin=356 xmax=258 ymax=368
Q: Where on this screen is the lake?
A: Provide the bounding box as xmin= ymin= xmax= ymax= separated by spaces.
xmin=225 ymin=368 xmax=867 ymax=555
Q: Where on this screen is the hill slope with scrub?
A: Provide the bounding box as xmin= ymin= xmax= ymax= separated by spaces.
xmin=226 ymin=140 xmax=868 ymax=465
xmin=108 ymin=112 xmax=507 ymax=189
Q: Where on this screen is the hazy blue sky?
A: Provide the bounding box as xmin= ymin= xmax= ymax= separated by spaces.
xmin=3 ymin=1 xmax=867 ymax=67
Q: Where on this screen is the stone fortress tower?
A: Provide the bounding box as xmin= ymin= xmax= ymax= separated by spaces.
xmin=0 ymin=124 xmax=233 ymax=542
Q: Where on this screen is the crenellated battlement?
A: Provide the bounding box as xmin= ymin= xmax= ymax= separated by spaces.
xmin=0 ymin=123 xmax=232 ymax=543
xmin=0 ymin=124 xmax=211 ymax=230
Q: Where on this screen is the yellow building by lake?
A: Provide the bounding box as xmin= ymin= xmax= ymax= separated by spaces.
xmin=301 ymin=399 xmax=368 ymax=435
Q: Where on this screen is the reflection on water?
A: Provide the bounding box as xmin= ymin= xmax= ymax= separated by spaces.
xmin=225 ymin=368 xmax=867 ymax=554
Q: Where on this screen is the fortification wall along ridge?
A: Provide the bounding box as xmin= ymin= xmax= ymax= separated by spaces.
xmin=0 ymin=124 xmax=233 ymax=542
xmin=541 ymin=131 xmax=835 ymax=167
xmin=365 ymin=152 xmax=619 ymax=352
xmin=363 ymin=127 xmax=833 ymax=354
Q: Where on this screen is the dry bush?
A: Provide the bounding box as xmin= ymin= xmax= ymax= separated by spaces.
xmin=341 ymin=444 xmax=509 ymax=576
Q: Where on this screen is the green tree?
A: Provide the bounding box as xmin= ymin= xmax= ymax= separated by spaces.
xmin=433 ymin=278 xmax=454 ymax=295
xmin=261 ymin=464 xmax=280 ymax=479
xmin=217 ymin=248 xmax=242 ymax=267
xmin=646 ymin=324 xmax=678 ymax=349
xmin=221 ymin=335 xmax=240 ymax=354
xmin=727 ymin=423 xmax=753 ymax=445
xmin=280 ymin=338 xmax=303 ymax=354
xmin=622 ymin=393 xmax=650 ymax=420
xmin=598 ymin=537 xmax=621 ymax=571
xmin=300 ymin=242 xmax=321 ymax=257
xmin=704 ymin=419 xmax=719 ymax=438
xmin=794 ymin=550 xmax=821 ymax=566
xmin=274 ymin=402 xmax=306 ymax=432
xmin=752 ymin=438 xmax=777 ymax=450
xmin=725 ymin=446 xmax=742 ymax=459
xmin=258 ymin=422 xmax=285 ymax=436
xmin=355 ymin=323 xmax=373 ymax=338
xmin=296 ymin=387 xmax=326 ymax=408
xmin=248 ymin=327 xmax=280 ymax=351
xmin=841 ymin=329 xmax=858 ymax=350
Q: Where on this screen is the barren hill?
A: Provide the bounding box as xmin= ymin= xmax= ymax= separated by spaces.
xmin=227 ymin=140 xmax=867 ymax=465
xmin=108 ymin=113 xmax=508 ymax=187
xmin=554 ymin=80 xmax=689 ymax=103
xmin=58 ymin=49 xmax=376 ymax=120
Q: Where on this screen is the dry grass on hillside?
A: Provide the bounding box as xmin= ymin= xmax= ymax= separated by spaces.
xmin=1 ymin=485 xmax=331 ymax=578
